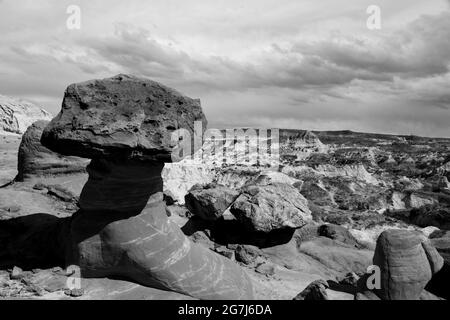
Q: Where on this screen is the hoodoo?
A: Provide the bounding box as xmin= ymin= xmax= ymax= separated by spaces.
xmin=41 ymin=74 xmax=254 ymax=300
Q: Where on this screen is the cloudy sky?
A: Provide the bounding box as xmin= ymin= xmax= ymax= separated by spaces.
xmin=1 ymin=0 xmax=450 ymax=137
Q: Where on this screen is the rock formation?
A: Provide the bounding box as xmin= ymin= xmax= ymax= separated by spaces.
xmin=293 ymin=279 xmax=329 ymax=300
xmin=16 ymin=120 xmax=88 ymax=182
xmin=0 ymin=95 xmax=52 ymax=135
xmin=230 ymin=183 xmax=312 ymax=232
xmin=40 ymin=74 xmax=253 ymax=300
xmin=372 ymin=229 xmax=443 ymax=300
xmin=185 ymin=184 xmax=239 ymax=221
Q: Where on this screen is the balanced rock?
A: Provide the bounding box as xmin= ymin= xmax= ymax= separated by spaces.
xmin=185 ymin=184 xmax=239 ymax=221
xmin=16 ymin=120 xmax=88 ymax=182
xmin=373 ymin=229 xmax=444 ymax=300
xmin=41 ymin=74 xmax=253 ymax=300
xmin=41 ymin=74 xmax=207 ymax=161
xmin=230 ymin=183 xmax=312 ymax=233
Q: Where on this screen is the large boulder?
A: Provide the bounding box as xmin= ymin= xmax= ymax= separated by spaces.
xmin=373 ymin=229 xmax=444 ymax=300
xmin=230 ymin=183 xmax=312 ymax=233
xmin=40 ymin=74 xmax=253 ymax=300
xmin=16 ymin=120 xmax=88 ymax=181
xmin=185 ymin=184 xmax=239 ymax=221
xmin=41 ymin=74 xmax=207 ymax=162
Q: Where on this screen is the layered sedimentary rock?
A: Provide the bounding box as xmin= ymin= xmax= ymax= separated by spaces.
xmin=0 ymin=95 xmax=52 ymax=135
xmin=41 ymin=74 xmax=253 ymax=300
xmin=373 ymin=229 xmax=443 ymax=300
xmin=17 ymin=120 xmax=88 ymax=181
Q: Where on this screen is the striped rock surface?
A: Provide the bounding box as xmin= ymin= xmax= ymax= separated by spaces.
xmin=373 ymin=229 xmax=443 ymax=300
xmin=17 ymin=120 xmax=88 ymax=181
xmin=70 ymin=160 xmax=253 ymax=299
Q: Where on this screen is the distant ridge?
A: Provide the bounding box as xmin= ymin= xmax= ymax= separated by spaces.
xmin=0 ymin=95 xmax=52 ymax=135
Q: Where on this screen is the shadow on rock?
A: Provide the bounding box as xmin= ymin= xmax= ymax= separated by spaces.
xmin=0 ymin=214 xmax=69 ymax=270
xmin=182 ymin=216 xmax=296 ymax=248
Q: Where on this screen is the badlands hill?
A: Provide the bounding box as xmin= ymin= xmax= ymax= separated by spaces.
xmin=0 ymin=95 xmax=52 ymax=135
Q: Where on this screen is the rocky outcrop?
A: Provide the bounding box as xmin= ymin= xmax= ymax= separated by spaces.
xmin=230 ymin=183 xmax=312 ymax=233
xmin=162 ymin=161 xmax=215 ymax=204
xmin=16 ymin=121 xmax=88 ymax=182
xmin=315 ymin=164 xmax=379 ymax=185
xmin=185 ymin=184 xmax=239 ymax=221
xmin=293 ymin=279 xmax=329 ymax=300
xmin=40 ymin=74 xmax=253 ymax=300
xmin=318 ymin=224 xmax=361 ymax=248
xmin=0 ymin=95 xmax=52 ymax=135
xmin=372 ymin=229 xmax=443 ymax=300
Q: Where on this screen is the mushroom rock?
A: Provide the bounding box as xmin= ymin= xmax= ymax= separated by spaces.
xmin=17 ymin=120 xmax=88 ymax=182
xmin=373 ymin=229 xmax=443 ymax=300
xmin=41 ymin=74 xmax=253 ymax=300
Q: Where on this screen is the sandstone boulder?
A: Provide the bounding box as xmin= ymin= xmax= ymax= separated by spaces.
xmin=373 ymin=229 xmax=444 ymax=300
xmin=41 ymin=74 xmax=207 ymax=162
xmin=185 ymin=184 xmax=239 ymax=221
xmin=230 ymin=183 xmax=312 ymax=232
xmin=17 ymin=120 xmax=88 ymax=182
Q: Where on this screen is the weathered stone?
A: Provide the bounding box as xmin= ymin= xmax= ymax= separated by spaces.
xmin=41 ymin=74 xmax=207 ymax=162
xmin=0 ymin=95 xmax=52 ymax=135
xmin=214 ymin=246 xmax=235 ymax=260
xmin=16 ymin=120 xmax=88 ymax=182
xmin=373 ymin=229 xmax=444 ymax=300
xmin=318 ymin=224 xmax=361 ymax=248
xmin=235 ymin=245 xmax=263 ymax=266
xmin=255 ymin=263 xmax=275 ymax=276
xmin=230 ymin=183 xmax=312 ymax=233
xmin=338 ymin=272 xmax=360 ymax=287
xmin=10 ymin=266 xmax=23 ymax=280
xmin=46 ymin=184 xmax=76 ymax=202
xmin=64 ymin=288 xmax=84 ymax=297
xmin=293 ymin=279 xmax=329 ymax=300
xmin=185 ymin=184 xmax=239 ymax=221
xmin=40 ymin=75 xmax=253 ymax=300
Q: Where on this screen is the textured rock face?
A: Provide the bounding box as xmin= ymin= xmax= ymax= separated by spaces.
xmin=162 ymin=161 xmax=215 ymax=204
xmin=185 ymin=184 xmax=239 ymax=221
xmin=230 ymin=183 xmax=312 ymax=232
xmin=293 ymin=279 xmax=329 ymax=300
xmin=373 ymin=229 xmax=443 ymax=300
xmin=41 ymin=75 xmax=253 ymax=300
xmin=17 ymin=121 xmax=88 ymax=181
xmin=318 ymin=224 xmax=361 ymax=248
xmin=0 ymin=95 xmax=52 ymax=135
xmin=41 ymin=74 xmax=207 ymax=162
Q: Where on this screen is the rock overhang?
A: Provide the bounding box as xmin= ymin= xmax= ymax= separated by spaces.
xmin=41 ymin=74 xmax=207 ymax=162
